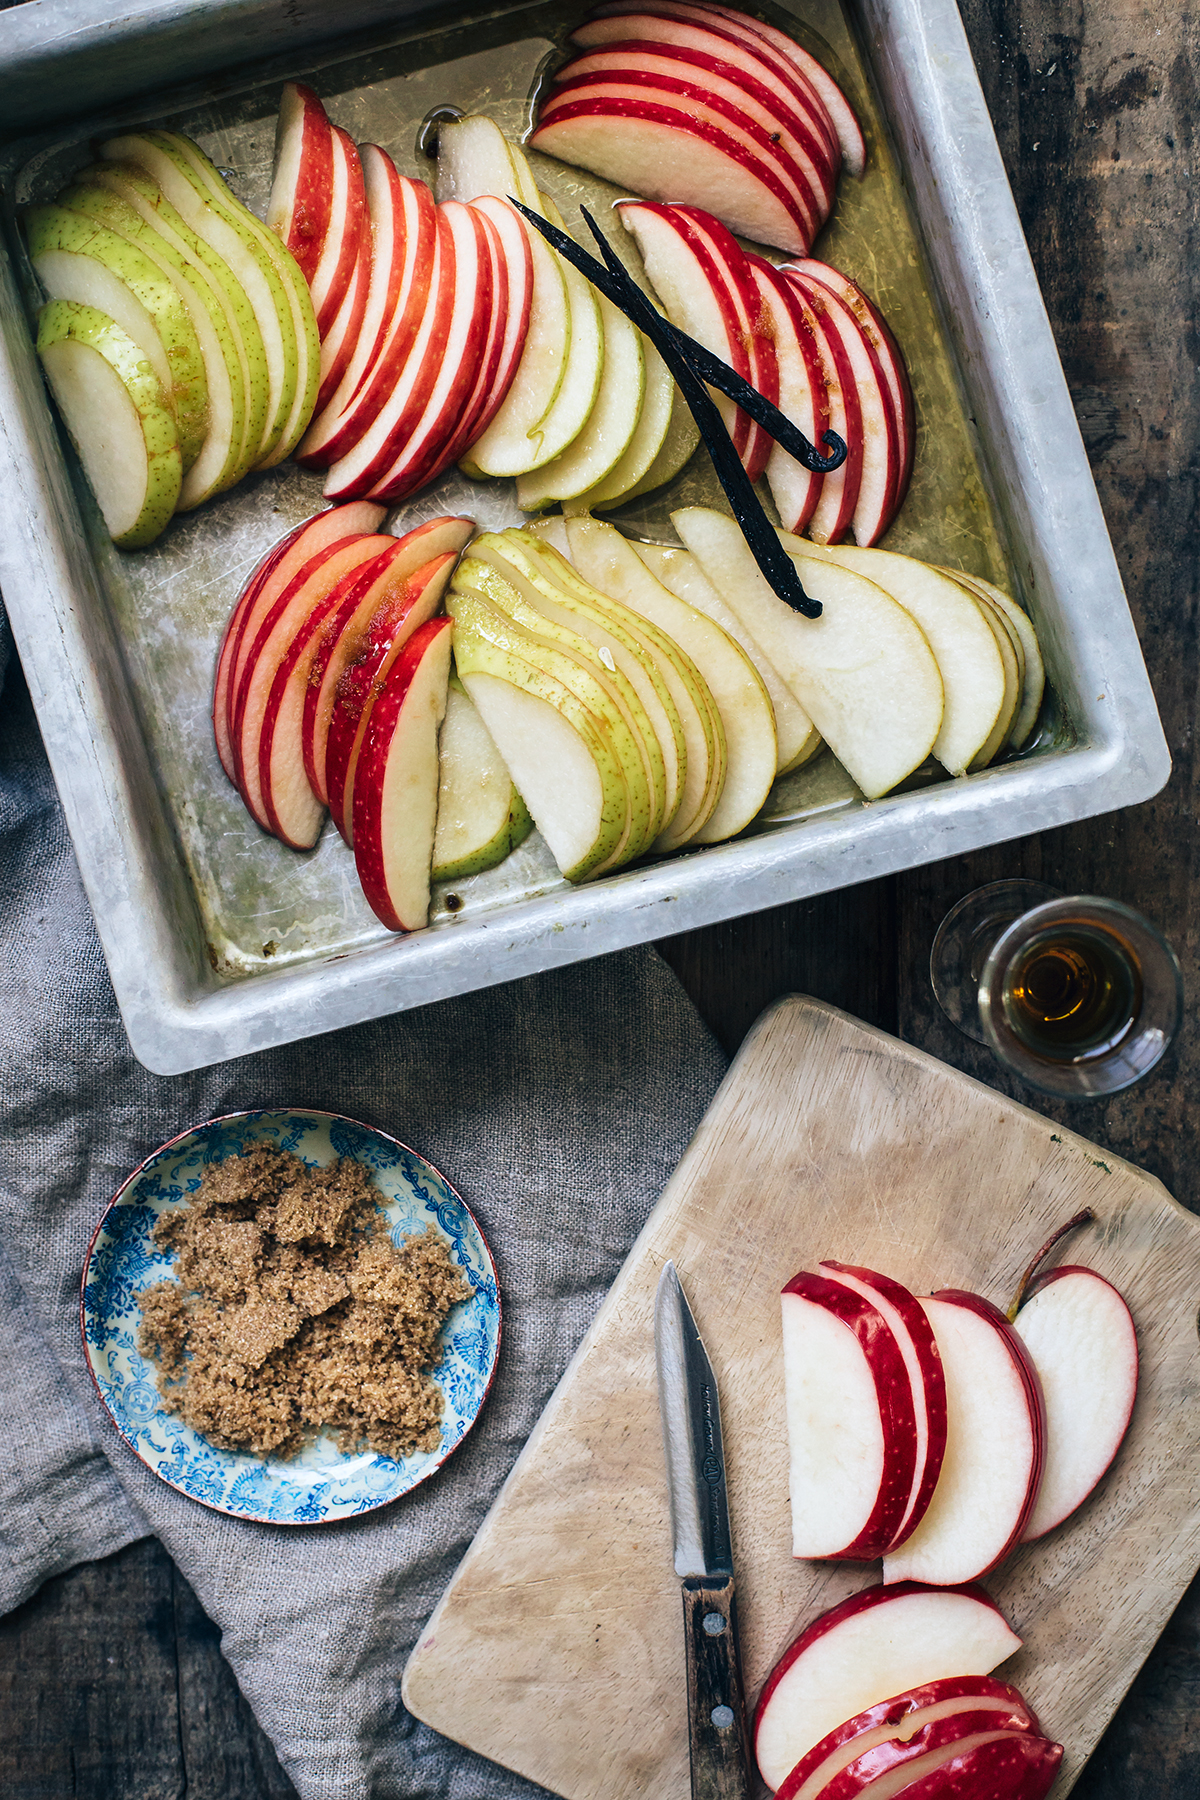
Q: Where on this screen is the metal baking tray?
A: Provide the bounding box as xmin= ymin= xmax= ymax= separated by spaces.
xmin=0 ymin=0 xmax=1169 ymax=1074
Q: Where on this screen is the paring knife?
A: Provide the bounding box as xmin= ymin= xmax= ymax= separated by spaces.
xmin=655 ymin=1260 xmax=753 ymax=1800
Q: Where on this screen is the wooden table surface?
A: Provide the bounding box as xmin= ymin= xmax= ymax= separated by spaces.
xmin=3 ymin=0 xmax=1199 ymax=1794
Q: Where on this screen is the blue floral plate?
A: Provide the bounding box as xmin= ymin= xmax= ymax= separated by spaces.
xmin=81 ymin=1110 xmax=500 ymax=1523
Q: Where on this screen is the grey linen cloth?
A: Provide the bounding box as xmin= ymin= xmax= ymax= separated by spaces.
xmin=0 ymin=608 xmax=729 ymax=1799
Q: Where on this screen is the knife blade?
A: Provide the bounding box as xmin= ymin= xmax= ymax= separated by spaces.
xmin=655 ymin=1260 xmax=753 ymax=1800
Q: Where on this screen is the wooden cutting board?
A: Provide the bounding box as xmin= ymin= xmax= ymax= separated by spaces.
xmin=403 ymin=998 xmax=1200 ymax=1799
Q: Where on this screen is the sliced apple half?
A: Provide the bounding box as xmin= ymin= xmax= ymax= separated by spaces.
xmin=26 ymin=205 xmax=208 ymax=472
xmin=752 ymin=1582 xmax=1022 ymax=1793
xmin=352 ymin=616 xmax=453 ymax=933
xmin=449 ymin=589 xmax=629 ymax=882
xmin=774 ymin=1676 xmax=1044 ymax=1800
xmin=800 ymin=545 xmax=1007 ymax=777
xmin=309 ymin=127 xmax=369 ymax=337
xmin=37 ymin=298 xmax=182 ymax=549
xmin=563 ymin=516 xmax=776 ymax=841
xmin=635 ymin=540 xmax=821 ymax=774
xmin=432 ymin=677 xmax=534 ymax=883
xmin=1014 ymin=1266 xmax=1137 ymax=1541
xmin=814 ymin=1722 xmax=1061 ymax=1800
xmin=882 ymin=1291 xmax=1045 ymax=1588
xmin=266 ymin=81 xmax=334 ymax=284
xmin=673 ymin=507 xmax=943 ymax=798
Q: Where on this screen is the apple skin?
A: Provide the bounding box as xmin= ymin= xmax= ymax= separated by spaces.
xmin=774 ymin=1675 xmax=1043 ymax=1800
xmin=782 ymin=1270 xmax=918 ymax=1560
xmin=266 ymin=81 xmax=334 ymax=284
xmin=818 ymin=1726 xmax=1062 ymax=1800
xmin=312 ymin=185 xmax=371 ymax=415
xmin=1015 ymin=1264 xmax=1138 ymax=1542
xmin=772 ymin=266 xmax=863 ymax=543
xmin=309 ymin=126 xmax=369 ymax=337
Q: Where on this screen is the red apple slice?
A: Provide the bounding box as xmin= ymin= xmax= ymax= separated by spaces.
xmin=324 ymin=550 xmax=459 ymax=845
xmin=531 ymin=95 xmax=812 ymax=255
xmin=303 ymin=516 xmax=475 ymax=804
xmin=753 ymin=1582 xmax=1022 ymax=1793
xmin=818 ymin=1726 xmax=1062 ymax=1800
xmin=448 ymin=196 xmax=533 ymax=458
xmin=312 ymin=193 xmax=371 ymax=416
xmin=781 ymin=1271 xmax=917 ymax=1560
xmin=744 ymin=253 xmax=829 ymax=533
xmin=682 ymin=0 xmax=866 ymax=176
xmin=213 ymin=502 xmax=386 ymax=782
xmin=819 ymin=1263 xmax=947 ymax=1554
xmin=352 ymin=615 xmax=453 ymax=933
xmin=775 ymin=1677 xmax=1043 ymax=1800
xmin=616 ymin=199 xmax=753 ymax=458
xmin=554 ymin=43 xmax=836 ymax=217
xmin=308 ymin=126 xmax=368 ymax=336
xmin=774 ymin=266 xmax=862 ymax=543
xmin=266 ymin=82 xmax=334 ymax=283
xmin=1014 ymin=1266 xmax=1138 ymax=1541
xmin=883 ymin=1292 xmax=1046 ymax=1587
xmin=571 ymin=7 xmax=841 ymax=174
xmin=296 ymin=152 xmax=437 ymax=467
xmin=233 ymin=533 xmax=396 ymax=830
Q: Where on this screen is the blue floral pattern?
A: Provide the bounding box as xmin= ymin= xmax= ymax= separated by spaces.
xmin=81 ymin=1110 xmax=501 ymax=1524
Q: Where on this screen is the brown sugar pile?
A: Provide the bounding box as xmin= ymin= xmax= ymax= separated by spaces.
xmin=135 ymin=1143 xmax=473 ymax=1461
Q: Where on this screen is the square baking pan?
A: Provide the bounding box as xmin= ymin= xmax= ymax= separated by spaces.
xmin=0 ymin=0 xmax=1169 ymax=1074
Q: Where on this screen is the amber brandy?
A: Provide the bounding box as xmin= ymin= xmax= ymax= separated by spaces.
xmin=1004 ymin=925 xmax=1142 ymax=1061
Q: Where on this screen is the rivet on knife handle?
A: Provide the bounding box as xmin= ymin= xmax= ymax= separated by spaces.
xmin=683 ymin=1575 xmax=752 ymax=1800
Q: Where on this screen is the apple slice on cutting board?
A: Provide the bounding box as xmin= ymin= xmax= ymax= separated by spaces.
xmin=752 ymin=1582 xmax=1022 ymax=1792
xmin=814 ymin=1720 xmax=1061 ymax=1800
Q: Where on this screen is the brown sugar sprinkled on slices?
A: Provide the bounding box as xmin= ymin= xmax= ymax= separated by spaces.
xmin=135 ymin=1144 xmax=473 ymax=1462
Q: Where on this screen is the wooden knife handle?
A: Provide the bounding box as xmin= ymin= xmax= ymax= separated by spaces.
xmin=682 ymin=1575 xmax=752 ymax=1800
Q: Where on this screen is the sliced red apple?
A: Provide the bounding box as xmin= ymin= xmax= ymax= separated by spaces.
xmin=303 ymin=517 xmax=474 ymax=806
xmin=744 ymin=253 xmax=829 ymax=534
xmin=324 ymin=550 xmax=459 ymax=845
xmin=1014 ymin=1266 xmax=1138 ymax=1541
xmin=531 ymin=94 xmax=813 ymax=255
xmin=883 ymin=1292 xmax=1045 ymax=1587
xmin=308 ymin=126 xmax=368 ymax=337
xmin=818 ymin=1263 xmax=947 ymax=1554
xmin=817 ymin=1725 xmax=1061 ymax=1800
xmin=440 ymin=197 xmax=531 ymax=465
xmin=213 ymin=501 xmax=386 ymax=783
xmin=781 ymin=1271 xmax=917 ymax=1561
xmin=775 ymin=1677 xmax=1043 ymax=1800
xmin=772 ymin=268 xmax=862 ymax=543
xmin=352 ymin=616 xmax=453 ymax=932
xmin=752 ymin=1581 xmax=1022 ymax=1792
xmin=266 ymin=81 xmax=334 ymax=284
xmin=312 ymin=182 xmax=371 ymax=415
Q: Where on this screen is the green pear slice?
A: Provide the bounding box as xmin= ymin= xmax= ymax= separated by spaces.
xmin=432 ymin=677 xmax=533 ymax=881
xmin=453 ymin=556 xmax=659 ymax=862
xmin=606 ymin=379 xmax=699 ymax=507
xmin=469 ymin=528 xmax=679 ymax=835
xmin=25 ymin=204 xmax=209 ymax=475
xmin=562 ymin=330 xmax=676 ymax=513
xmin=948 ymin=573 xmax=1045 ymax=749
xmin=516 ymin=286 xmax=644 ymax=509
xmin=448 ymin=591 xmax=628 ymax=881
xmin=564 ymin=516 xmax=777 ymax=843
xmin=37 ymin=298 xmax=181 ymax=548
xmin=673 ymin=506 xmax=944 ymax=799
xmin=935 ymin=574 xmax=1022 ymax=768
xmin=100 ymin=132 xmax=302 ymax=467
xmin=634 ymin=540 xmax=821 ymax=775
xmin=796 ymin=542 xmax=1008 ymax=778
xmin=497 ymin=528 xmax=725 ymax=850
xmin=72 ymin=162 xmax=266 ymax=489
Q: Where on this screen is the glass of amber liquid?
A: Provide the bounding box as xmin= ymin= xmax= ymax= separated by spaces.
xmin=931 ymin=882 xmax=1183 ymax=1097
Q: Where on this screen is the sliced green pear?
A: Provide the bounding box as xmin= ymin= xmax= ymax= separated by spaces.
xmin=797 ymin=542 xmax=1008 ymax=778
xmin=634 ymin=540 xmax=821 ymax=775
xmin=448 ymin=590 xmax=628 ymax=881
xmin=936 ymin=575 xmax=1021 ymax=769
xmin=25 ymin=204 xmax=209 ymax=473
xmin=673 ymin=506 xmax=944 ymax=799
xmin=948 ymin=573 xmax=1045 ymax=748
xmin=499 ymin=526 xmax=725 ymax=850
xmin=73 ymin=161 xmax=267 ymax=489
xmin=468 ymin=528 xmax=679 ymax=836
xmin=99 ymin=132 xmax=306 ymax=468
xmin=609 ymin=379 xmax=700 ymax=506
xmin=453 ymin=556 xmax=659 ymax=863
xmin=432 ymin=677 xmax=533 ymax=881
xmin=37 ymin=298 xmax=181 ymax=548
xmin=562 ymin=330 xmax=677 ymax=513
xmin=516 ymin=286 xmax=643 ymax=509
xmin=562 ymin=517 xmax=777 ymax=843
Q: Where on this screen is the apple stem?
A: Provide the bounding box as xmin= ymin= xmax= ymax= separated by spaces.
xmin=1007 ymin=1208 xmax=1096 ymax=1319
